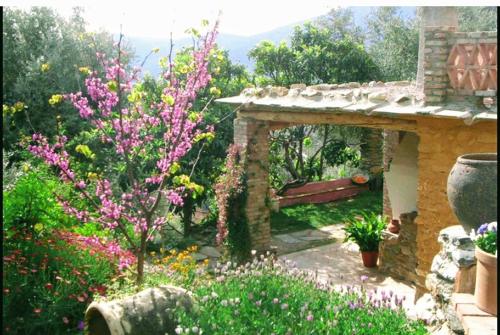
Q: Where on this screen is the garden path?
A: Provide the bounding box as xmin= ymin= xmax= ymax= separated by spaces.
xmin=277 ymin=224 xmax=418 ymax=317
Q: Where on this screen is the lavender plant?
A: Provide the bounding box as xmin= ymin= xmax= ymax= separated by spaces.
xmin=172 ymin=254 xmax=428 ymax=334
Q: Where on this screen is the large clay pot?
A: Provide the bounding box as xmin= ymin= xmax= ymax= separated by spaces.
xmin=361 ymin=251 xmax=379 ymax=267
xmin=474 ymin=247 xmax=497 ymax=315
xmin=85 ymin=285 xmax=195 ymax=335
xmin=447 ymin=153 xmax=497 ymax=233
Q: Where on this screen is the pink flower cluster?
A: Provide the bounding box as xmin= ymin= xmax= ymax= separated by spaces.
xmin=56 ymin=231 xmax=136 ymax=271
xmin=214 ymin=144 xmax=245 ymax=245
xmin=26 ymin=22 xmax=219 ymax=281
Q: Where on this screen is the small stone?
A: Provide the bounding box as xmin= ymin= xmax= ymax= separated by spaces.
xmin=338 ymin=83 xmax=349 ymax=88
xmin=414 ymin=293 xmax=436 ymax=321
xmin=368 ymin=91 xmax=387 ymax=102
xmin=269 ymin=86 xmax=289 ymax=97
xmin=290 ymin=83 xmax=306 ymax=90
xmin=199 ymin=246 xmax=222 ymax=258
xmin=368 ymin=81 xmax=376 ymax=87
xmin=393 ymin=94 xmax=411 ymax=103
xmin=300 ymin=88 xmax=322 ymax=98
xmin=348 ymin=82 xmax=360 ymax=88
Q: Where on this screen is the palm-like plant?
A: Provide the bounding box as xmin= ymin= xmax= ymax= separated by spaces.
xmin=343 ymin=212 xmax=387 ymax=252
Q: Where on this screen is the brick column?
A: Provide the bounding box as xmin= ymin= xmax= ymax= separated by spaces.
xmin=233 ymin=117 xmax=271 ymax=251
xmin=417 ymin=7 xmax=458 ymax=104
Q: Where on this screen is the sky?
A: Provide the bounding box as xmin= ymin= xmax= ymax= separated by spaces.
xmin=2 ymin=0 xmax=497 ymax=38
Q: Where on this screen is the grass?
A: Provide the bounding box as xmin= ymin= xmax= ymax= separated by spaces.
xmin=271 ymin=190 xmax=383 ymax=234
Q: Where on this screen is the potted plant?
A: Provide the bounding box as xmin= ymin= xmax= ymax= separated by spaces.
xmin=470 ymin=221 xmax=497 ymax=315
xmin=343 ymin=212 xmax=387 ymax=267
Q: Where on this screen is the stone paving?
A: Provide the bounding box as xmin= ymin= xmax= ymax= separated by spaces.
xmin=276 ymin=224 xmax=419 ymax=317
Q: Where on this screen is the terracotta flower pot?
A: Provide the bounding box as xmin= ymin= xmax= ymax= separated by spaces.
xmin=361 ymin=251 xmax=379 ymax=268
xmin=474 ymin=247 xmax=497 ymax=315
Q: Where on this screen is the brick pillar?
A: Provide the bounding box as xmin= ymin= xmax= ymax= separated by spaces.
xmin=417 ymin=7 xmax=458 ymax=104
xmin=233 ymin=117 xmax=271 ymax=251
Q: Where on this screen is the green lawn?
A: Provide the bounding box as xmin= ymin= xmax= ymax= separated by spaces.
xmin=270 ymin=190 xmax=383 ymax=234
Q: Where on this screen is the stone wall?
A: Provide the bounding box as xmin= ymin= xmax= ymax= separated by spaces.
xmin=414 ymin=117 xmax=497 ymax=297
xmin=379 ymin=211 xmax=418 ymax=284
xmin=233 ymin=117 xmax=271 ymax=251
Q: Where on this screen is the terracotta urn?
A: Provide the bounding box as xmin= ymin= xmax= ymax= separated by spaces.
xmin=361 ymin=251 xmax=379 ymax=268
xmin=474 ymin=247 xmax=497 ymax=315
xmin=388 ymin=219 xmax=400 ymax=234
xmin=85 ymin=285 xmax=195 ymax=335
xmin=447 ymin=153 xmax=497 ymax=233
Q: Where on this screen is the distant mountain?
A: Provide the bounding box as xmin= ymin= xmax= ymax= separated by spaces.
xmin=127 ymin=6 xmax=416 ymax=77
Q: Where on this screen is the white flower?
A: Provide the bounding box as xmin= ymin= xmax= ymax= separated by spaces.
xmin=469 ymin=230 xmax=477 ymax=241
xmin=488 ymin=221 xmax=497 ymax=232
xmin=175 ymin=327 xmax=183 ymax=334
xmin=251 ymin=250 xmax=257 ymax=256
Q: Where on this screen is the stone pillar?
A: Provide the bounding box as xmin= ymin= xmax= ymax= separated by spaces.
xmin=379 ymin=211 xmax=418 ymax=284
xmin=415 ymin=225 xmax=476 ymax=333
xmin=416 ymin=7 xmax=458 ymax=104
xmin=233 ymin=117 xmax=271 ymax=251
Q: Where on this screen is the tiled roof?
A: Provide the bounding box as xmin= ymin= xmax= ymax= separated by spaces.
xmin=216 ymin=81 xmax=497 ymax=125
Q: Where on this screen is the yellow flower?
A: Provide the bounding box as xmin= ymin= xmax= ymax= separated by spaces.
xmin=41 ymin=63 xmax=50 ymax=72
xmin=14 ymin=102 xmax=25 ymax=112
xmin=87 ymin=172 xmax=98 ymax=180
xmin=48 ymin=94 xmax=63 ymax=106
xmin=209 ymin=86 xmax=221 ymax=97
xmin=22 ymin=163 xmax=30 ymax=173
xmin=79 ymin=67 xmax=91 ymax=75
xmin=34 ymin=223 xmax=44 ymax=232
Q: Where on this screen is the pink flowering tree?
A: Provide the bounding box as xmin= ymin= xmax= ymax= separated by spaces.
xmin=27 ymin=23 xmax=218 ymax=284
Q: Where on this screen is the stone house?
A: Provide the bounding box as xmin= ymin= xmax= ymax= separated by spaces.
xmin=216 ymin=7 xmax=497 ymax=298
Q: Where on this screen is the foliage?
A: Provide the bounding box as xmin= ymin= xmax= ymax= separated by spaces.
xmin=271 ymin=190 xmax=382 ymax=234
xmin=249 ymin=22 xmax=379 ymax=86
xmin=343 ymin=212 xmax=387 ymax=252
xmin=2 ymin=149 xmax=26 ymax=192
xmin=2 ymin=227 xmax=119 ymax=334
xmin=3 ymin=168 xmax=78 ymax=234
xmin=366 ymin=7 xmax=419 ymax=82
xmin=26 ymin=22 xmax=219 ymax=284
xmin=471 ymin=222 xmax=497 ymax=255
xmin=173 ymin=256 xmax=428 ymax=334
xmin=457 ymin=6 xmax=497 ymax=32
xmin=249 ymin=22 xmax=374 ymax=188
xmin=2 ymin=7 xmax=125 ymax=151
xmin=214 ymin=144 xmax=251 ymax=260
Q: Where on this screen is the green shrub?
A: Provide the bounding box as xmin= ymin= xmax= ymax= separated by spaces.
xmin=2 ymin=168 xmax=76 ymax=233
xmin=174 ymin=256 xmax=428 ymax=334
xmin=343 ymin=212 xmax=387 ymax=252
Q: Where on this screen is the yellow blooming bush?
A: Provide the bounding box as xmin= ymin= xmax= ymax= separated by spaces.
xmin=150 ymin=245 xmax=209 ymax=286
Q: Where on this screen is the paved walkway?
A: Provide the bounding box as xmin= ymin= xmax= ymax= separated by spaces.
xmin=277 ymin=225 xmax=418 ymax=316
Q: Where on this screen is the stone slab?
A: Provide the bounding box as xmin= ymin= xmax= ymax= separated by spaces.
xmin=199 ymin=246 xmax=222 ymax=258
xmin=462 ymin=316 xmax=497 ymax=335
xmin=274 ymin=234 xmax=302 ymax=244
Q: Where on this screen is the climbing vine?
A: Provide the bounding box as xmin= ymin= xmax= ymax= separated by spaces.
xmin=214 ymin=144 xmax=251 ymax=261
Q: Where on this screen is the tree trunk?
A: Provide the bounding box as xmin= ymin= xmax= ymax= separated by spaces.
xmin=182 ymin=196 xmax=194 ymax=237
xmin=318 ymin=125 xmax=329 ymax=180
xmin=136 ymin=233 xmax=147 ymax=285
